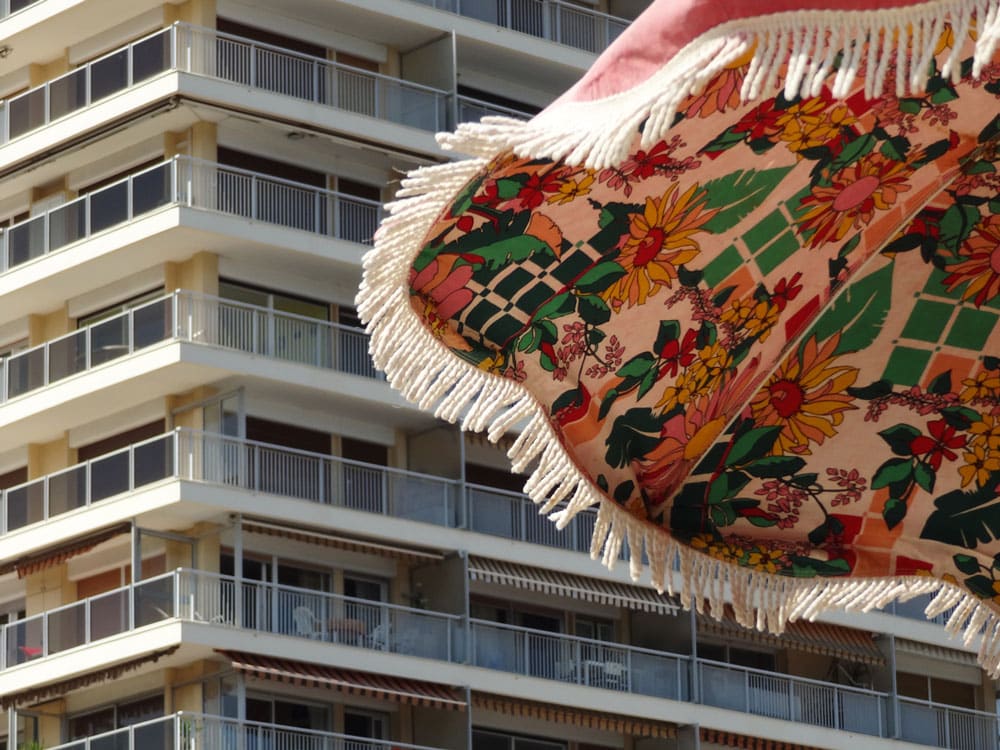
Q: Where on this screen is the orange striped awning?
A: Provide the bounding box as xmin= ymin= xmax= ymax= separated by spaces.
xmin=0 ymin=523 xmax=131 ymax=579
xmin=701 ymin=728 xmax=821 ymax=750
xmin=697 ymin=608 xmax=885 ymax=666
xmin=242 ymin=520 xmax=443 ymax=564
xmin=468 ymin=557 xmax=678 ymax=615
xmin=222 ymin=651 xmax=466 ymax=711
xmin=472 ymin=693 xmax=676 ymax=739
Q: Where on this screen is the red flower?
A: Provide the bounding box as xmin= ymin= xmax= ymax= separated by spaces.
xmin=516 ymin=172 xmax=563 ymax=210
xmin=659 ymin=328 xmax=699 ymax=378
xmin=731 ymin=98 xmax=783 ymax=141
xmin=910 ymin=419 xmax=967 ymax=471
xmin=771 ymin=272 xmax=803 ymax=311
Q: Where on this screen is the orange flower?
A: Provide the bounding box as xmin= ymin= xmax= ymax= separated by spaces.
xmin=601 ymin=183 xmax=717 ymax=310
xmin=797 ymin=152 xmax=912 ymax=248
xmin=943 ymin=215 xmax=1000 ymax=307
xmin=750 ymin=334 xmax=859 ymax=455
xmin=776 ymin=99 xmax=856 ymax=155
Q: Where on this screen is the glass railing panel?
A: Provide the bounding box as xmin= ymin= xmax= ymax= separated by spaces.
xmin=89 ymin=587 xmax=128 ymax=641
xmin=387 ymin=471 xmax=454 ymax=525
xmin=47 ymin=599 xmax=86 ymax=655
xmin=5 ymin=478 xmax=43 ymax=531
xmin=47 ymin=329 xmax=86 ymax=383
xmin=631 ymin=650 xmax=687 ymax=700
xmin=90 ymin=314 xmax=130 ymax=367
xmin=89 ymin=449 xmax=130 ymax=502
xmin=48 ymin=198 xmax=87 ymax=253
xmin=47 ymin=464 xmax=87 ymax=517
xmin=8 ymin=87 xmax=45 ymax=140
xmin=135 ymin=575 xmax=175 ymax=627
xmin=9 ymin=0 xmax=40 ymax=12
xmin=49 ymin=68 xmax=87 ymax=122
xmin=89 ymin=180 xmax=129 ymax=234
xmin=7 ymin=213 xmax=45 ymax=267
xmin=91 ymin=48 xmax=129 ymax=102
xmin=383 ymin=86 xmax=442 ymax=131
xmin=131 ymin=162 xmax=173 ymax=216
xmin=132 ymin=31 xmax=172 ymax=84
xmin=134 ymin=434 xmax=174 ymax=488
xmin=701 ymin=662 xmax=749 ymax=712
xmin=132 ymin=296 xmax=173 ymax=349
xmin=7 ymin=345 xmax=45 ymax=398
xmin=5 ymin=615 xmax=42 ymax=665
xmin=840 ymin=690 xmax=888 ymax=736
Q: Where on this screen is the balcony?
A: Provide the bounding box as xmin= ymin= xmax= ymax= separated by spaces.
xmin=5 ymin=568 xmax=994 ymax=748
xmin=0 ymin=288 xmax=377 ymax=404
xmin=409 ymin=0 xmax=628 ymax=53
xmin=0 ymin=156 xmax=382 ymax=274
xmin=455 ymin=94 xmax=532 ymax=123
xmin=51 ymin=713 xmax=449 ymax=750
xmin=0 ymin=22 xmax=449 ymax=146
xmin=0 ymin=0 xmax=37 ymax=18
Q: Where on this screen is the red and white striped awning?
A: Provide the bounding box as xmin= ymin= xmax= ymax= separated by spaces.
xmin=221 ymin=651 xmax=466 ymax=711
xmin=468 ymin=557 xmax=678 ymax=615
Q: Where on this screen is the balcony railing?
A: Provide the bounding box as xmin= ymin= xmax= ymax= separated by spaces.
xmin=0 ymin=568 xmax=461 ymax=669
xmin=469 ymin=619 xmax=687 ymax=701
xmin=0 ymin=23 xmax=449 ymax=143
xmin=456 ymin=95 xmax=533 ymax=123
xmin=697 ymin=659 xmax=889 ymax=737
xmin=0 ymin=289 xmax=377 ymax=404
xmin=51 ymin=712 xmax=450 ymax=750
xmin=0 ymin=155 xmax=382 ymax=272
xmin=410 ymin=0 xmax=629 ymax=53
xmin=7 ymin=566 xmax=993 ymax=747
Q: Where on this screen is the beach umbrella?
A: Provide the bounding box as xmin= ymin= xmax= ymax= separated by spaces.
xmin=359 ymin=0 xmax=1000 ymax=673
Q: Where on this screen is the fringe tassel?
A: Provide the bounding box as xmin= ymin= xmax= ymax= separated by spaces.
xmin=358 ymin=0 xmax=1000 ymax=681
xmin=438 ymin=0 xmax=999 ymax=169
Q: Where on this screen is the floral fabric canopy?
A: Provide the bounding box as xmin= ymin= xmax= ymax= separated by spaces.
xmin=359 ymin=0 xmax=1000 ymax=672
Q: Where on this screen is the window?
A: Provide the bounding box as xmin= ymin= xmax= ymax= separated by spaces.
xmin=69 ymin=695 xmax=164 ymax=740
xmin=575 ymin=615 xmax=613 ymax=642
xmin=699 ymin=642 xmax=776 ymax=671
xmin=76 ymin=288 xmax=170 ymax=368
xmin=343 ymin=708 xmax=387 ymax=739
xmin=472 ymin=730 xmax=565 ymax=750
xmin=245 ymin=693 xmax=329 ymax=731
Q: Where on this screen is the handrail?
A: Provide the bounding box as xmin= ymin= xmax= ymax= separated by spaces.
xmin=408 ymin=0 xmax=629 ymax=53
xmin=455 ymin=94 xmax=533 ymax=122
xmin=48 ymin=712 xmax=450 ymax=750
xmin=0 ymin=154 xmax=383 ymax=273
xmin=0 ymin=22 xmax=450 ymax=143
xmin=0 ymin=287 xmax=379 ymax=405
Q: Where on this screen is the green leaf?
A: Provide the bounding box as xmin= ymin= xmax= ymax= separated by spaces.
xmin=789 ymin=556 xmax=851 ymax=577
xmin=811 ymin=262 xmax=893 ymax=355
xmin=617 ymin=353 xmax=657 ymax=379
xmin=725 ymin=426 xmax=783 ymax=467
xmin=702 ymin=126 xmax=750 ymax=154
xmin=533 ymin=292 xmax=575 ymax=321
xmin=575 ymin=262 xmax=627 ymax=294
xmin=597 ymin=389 xmax=618 ymax=421
xmin=979 ymin=115 xmax=1000 ymax=145
xmin=637 ymin=368 xmax=659 ymax=400
xmin=871 ymin=457 xmax=914 ymax=489
xmin=939 ymin=204 xmax=981 ymax=253
xmin=878 ymin=424 xmax=922 ymax=456
xmin=551 ymin=388 xmax=585 ymax=417
xmin=930 ymin=85 xmax=958 ymax=104
xmin=743 ymin=456 xmax=807 ymax=479
xmin=953 ymin=554 xmax=982 ymax=575
xmin=677 ymin=266 xmax=703 ymax=287
xmin=605 ymin=408 xmax=666 ymax=468
xmin=475 ymin=235 xmax=549 ymax=270
xmin=701 ymin=167 xmax=795 ymax=235
xmin=653 ymin=320 xmax=681 ymax=354
xmin=710 ymin=504 xmax=737 ymax=527
xmin=897 ymin=98 xmax=922 ymax=114
xmin=708 ymin=472 xmax=750 ymax=504
xmin=921 ymin=481 xmax=1000 ymax=547
xmin=964 ymin=574 xmax=996 ymax=599
xmin=517 ymin=326 xmax=540 ymax=353
xmin=829 ymin=134 xmax=876 ymax=173
xmin=880 ymin=135 xmax=911 ymax=162
xmin=808 ymin=520 xmax=833 ymax=545
xmin=588 ymin=201 xmax=641 ymax=252
xmin=913 ymin=462 xmax=935 ymax=493
xmin=940 ymin=406 xmax=979 ymax=431
xmin=613 ymin=480 xmax=635 ymax=503
xmin=578 ymin=294 xmax=611 ymax=326
xmin=746 ymin=514 xmax=778 ymax=527
xmin=596 ymin=474 xmax=609 ymax=492
xmin=883 ymin=497 xmax=908 ymax=529
xmin=847 ymin=379 xmax=893 ymax=400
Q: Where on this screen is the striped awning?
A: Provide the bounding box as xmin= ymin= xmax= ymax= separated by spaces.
xmin=697 ymin=609 xmax=885 ymax=666
xmin=700 ymin=729 xmax=821 ymax=750
xmin=472 ymin=693 xmax=676 ymax=739
xmin=468 ymin=557 xmax=678 ymax=615
xmin=222 ymin=651 xmax=466 ymax=711
xmin=242 ymin=520 xmax=443 ymax=564
xmin=0 ymin=522 xmax=131 ymax=579
xmin=895 ymin=638 xmax=979 ymax=666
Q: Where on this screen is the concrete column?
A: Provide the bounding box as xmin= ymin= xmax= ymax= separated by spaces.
xmin=177 ymin=0 xmax=216 ymax=27
xmin=26 ymin=434 xmax=76 ymax=479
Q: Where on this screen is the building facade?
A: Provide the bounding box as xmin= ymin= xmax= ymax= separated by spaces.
xmin=0 ymin=1 xmax=995 ymax=749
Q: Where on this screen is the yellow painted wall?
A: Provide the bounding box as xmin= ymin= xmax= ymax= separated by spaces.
xmin=176 ymin=0 xmax=216 ymax=26
xmin=164 ymin=252 xmax=219 ymax=296
xmin=27 ymin=434 xmax=77 ymax=479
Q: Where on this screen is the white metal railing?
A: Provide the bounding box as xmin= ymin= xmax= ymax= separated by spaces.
xmin=898 ymin=696 xmax=999 ymax=750
xmin=470 ymin=618 xmax=687 ymax=701
xmin=0 ymin=23 xmax=449 ymax=142
xmin=0 ymin=289 xmax=378 ymax=405
xmin=456 ymin=94 xmax=532 ymax=123
xmin=409 ymin=0 xmax=629 ymax=53
xmin=0 ymin=568 xmax=461 ymax=669
xmin=50 ymin=712 xmax=451 ymax=750
xmin=697 ymin=659 xmax=890 ymax=737
xmin=0 ymin=155 xmax=382 ymax=272
xmin=466 ymin=482 xmax=595 ymax=553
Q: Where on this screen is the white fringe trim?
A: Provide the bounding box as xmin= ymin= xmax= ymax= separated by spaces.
xmin=358 ymin=0 xmax=1000 ymax=677
xmin=440 ymin=0 xmax=1000 ymax=169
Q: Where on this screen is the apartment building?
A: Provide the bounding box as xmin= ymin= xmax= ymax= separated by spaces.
xmin=0 ymin=1 xmax=995 ymax=749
